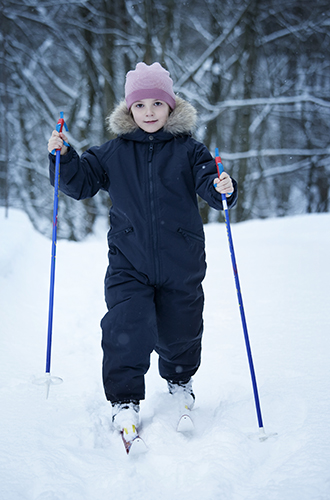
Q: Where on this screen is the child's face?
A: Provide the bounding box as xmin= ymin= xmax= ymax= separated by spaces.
xmin=130 ymin=98 xmax=170 ymax=133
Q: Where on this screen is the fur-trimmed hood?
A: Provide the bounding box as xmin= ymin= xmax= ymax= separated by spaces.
xmin=106 ymin=96 xmax=197 ymax=136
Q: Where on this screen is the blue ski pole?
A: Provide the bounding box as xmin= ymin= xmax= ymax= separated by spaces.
xmin=46 ymin=113 xmax=68 ymax=373
xmin=37 ymin=112 xmax=69 ymax=398
xmin=215 ymin=148 xmax=268 ymax=440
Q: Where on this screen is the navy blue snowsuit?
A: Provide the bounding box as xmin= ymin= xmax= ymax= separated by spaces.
xmin=49 ymin=98 xmax=237 ymax=403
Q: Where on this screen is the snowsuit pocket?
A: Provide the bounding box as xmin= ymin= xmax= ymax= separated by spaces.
xmin=107 ymin=226 xmax=134 ymax=254
xmin=177 ymin=227 xmax=205 ymax=245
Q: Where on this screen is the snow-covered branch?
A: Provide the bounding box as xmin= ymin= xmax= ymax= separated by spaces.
xmin=221 ymin=148 xmax=330 ymax=161
xmin=202 ymin=94 xmax=330 ymax=121
xmin=175 ymin=1 xmax=251 ymax=89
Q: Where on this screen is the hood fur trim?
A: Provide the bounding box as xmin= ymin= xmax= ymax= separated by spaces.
xmin=106 ymin=97 xmax=197 ymax=136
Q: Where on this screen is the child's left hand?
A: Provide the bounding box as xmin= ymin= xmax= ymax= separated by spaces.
xmin=213 ymin=172 xmax=234 ymax=197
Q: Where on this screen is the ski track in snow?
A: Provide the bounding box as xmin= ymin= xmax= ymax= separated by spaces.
xmin=1 ymin=208 xmax=330 ymax=500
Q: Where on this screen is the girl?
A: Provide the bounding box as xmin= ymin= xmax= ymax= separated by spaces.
xmin=48 ymin=62 xmax=237 ymax=438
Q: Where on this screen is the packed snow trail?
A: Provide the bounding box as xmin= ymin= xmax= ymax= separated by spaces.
xmin=1 ymin=208 xmax=330 ymax=500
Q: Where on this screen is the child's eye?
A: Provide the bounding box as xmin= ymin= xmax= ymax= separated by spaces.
xmin=135 ymin=103 xmax=144 ymax=108
xmin=154 ymin=101 xmax=163 ymax=106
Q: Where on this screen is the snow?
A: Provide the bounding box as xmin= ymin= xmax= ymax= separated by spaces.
xmin=1 ymin=207 xmax=330 ymax=500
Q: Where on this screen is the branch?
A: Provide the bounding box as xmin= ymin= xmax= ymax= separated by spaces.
xmin=197 ymin=93 xmax=330 ymax=124
xmin=221 ymin=148 xmax=330 ymax=161
xmin=175 ymin=1 xmax=252 ymax=90
xmin=257 ymin=19 xmax=330 ymax=46
xmin=245 ymin=157 xmax=329 ymax=182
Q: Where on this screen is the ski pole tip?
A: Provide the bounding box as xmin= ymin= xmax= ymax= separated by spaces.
xmin=258 ymin=427 xmax=278 ymax=442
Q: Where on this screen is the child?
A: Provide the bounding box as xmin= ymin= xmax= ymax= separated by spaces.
xmin=48 ymin=62 xmax=237 ymax=438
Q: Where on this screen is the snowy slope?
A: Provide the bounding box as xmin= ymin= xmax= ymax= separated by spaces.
xmin=1 ymin=207 xmax=330 ymax=500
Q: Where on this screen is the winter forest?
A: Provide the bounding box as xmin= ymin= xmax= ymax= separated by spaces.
xmin=1 ymin=0 xmax=330 ymax=240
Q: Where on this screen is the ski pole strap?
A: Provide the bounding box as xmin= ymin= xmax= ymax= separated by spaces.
xmin=51 ymin=111 xmax=69 ymax=155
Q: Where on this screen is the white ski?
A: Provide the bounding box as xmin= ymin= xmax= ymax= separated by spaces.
xmin=121 ymin=429 xmax=148 ymax=455
xmin=176 ymin=413 xmax=194 ymax=433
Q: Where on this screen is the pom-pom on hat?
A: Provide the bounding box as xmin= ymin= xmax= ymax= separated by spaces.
xmin=125 ymin=62 xmax=176 ymax=110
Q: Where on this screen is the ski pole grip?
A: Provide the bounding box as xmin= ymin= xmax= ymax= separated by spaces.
xmin=55 ymin=111 xmax=65 ymax=137
xmin=214 ymin=147 xmax=232 ymax=197
xmin=215 ymin=147 xmax=224 ymax=177
xmin=52 ymin=112 xmax=69 ymax=154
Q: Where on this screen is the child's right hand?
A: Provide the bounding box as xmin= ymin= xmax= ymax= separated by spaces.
xmin=48 ymin=130 xmax=69 ymax=155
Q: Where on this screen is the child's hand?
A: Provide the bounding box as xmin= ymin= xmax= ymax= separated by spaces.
xmin=213 ymin=172 xmax=234 ymax=197
xmin=48 ymin=130 xmax=69 ymax=155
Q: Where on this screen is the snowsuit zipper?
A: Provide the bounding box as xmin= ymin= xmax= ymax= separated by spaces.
xmin=147 ymin=138 xmax=160 ymax=284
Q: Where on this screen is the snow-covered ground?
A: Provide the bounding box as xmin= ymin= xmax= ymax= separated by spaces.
xmin=1 ymin=207 xmax=330 ymax=500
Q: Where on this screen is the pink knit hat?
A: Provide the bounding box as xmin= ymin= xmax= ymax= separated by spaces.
xmin=125 ymin=62 xmax=176 ymax=110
